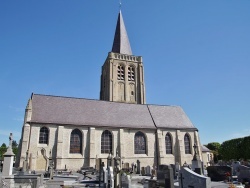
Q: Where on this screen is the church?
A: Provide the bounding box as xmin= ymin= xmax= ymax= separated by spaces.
xmin=16 ymin=10 xmax=205 ymax=171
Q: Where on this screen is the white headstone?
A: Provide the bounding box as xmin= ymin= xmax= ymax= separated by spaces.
xmin=109 ymin=166 xmax=114 ymax=188
xmin=103 ymin=167 xmax=108 ymax=185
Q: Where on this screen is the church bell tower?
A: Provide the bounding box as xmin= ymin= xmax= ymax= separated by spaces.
xmin=100 ymin=11 xmax=146 ymax=104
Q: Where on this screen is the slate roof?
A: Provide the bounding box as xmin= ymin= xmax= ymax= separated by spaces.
xmin=201 ymin=145 xmax=211 ymax=152
xmin=29 ymin=94 xmax=197 ymax=130
xmin=111 ymin=10 xmax=132 ymax=55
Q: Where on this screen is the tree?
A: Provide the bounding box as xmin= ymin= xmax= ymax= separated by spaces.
xmin=206 ymin=142 xmax=221 ymax=163
xmin=206 ymin=142 xmax=221 ymax=151
xmin=12 ymin=140 xmax=18 ymax=148
xmin=0 ymin=143 xmax=7 ymax=159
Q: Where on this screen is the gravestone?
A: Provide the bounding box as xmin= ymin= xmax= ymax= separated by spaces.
xmin=207 ymin=166 xmax=232 ymax=181
xmin=107 ymin=153 xmax=112 ymax=168
xmin=175 ymin=162 xmax=180 ymax=179
xmin=192 ymin=143 xmax=202 ymax=175
xmin=232 ymin=161 xmax=241 ymax=176
xmin=123 ymin=162 xmax=129 ymax=170
xmin=148 ymin=179 xmax=157 ymax=188
xmin=96 ymin=158 xmax=102 ymax=171
xmin=136 ymin=160 xmax=140 ymax=174
xmin=121 ymin=173 xmax=131 ymax=188
xmin=179 ymin=167 xmax=211 ymax=188
xmin=151 ymin=169 xmax=156 ymax=179
xmin=2 ymin=133 xmax=15 ymax=176
xmin=141 ymin=167 xmax=145 ymax=175
xmin=157 ymin=165 xmax=174 ymax=188
xmin=108 ymin=166 xmax=114 ymax=188
xmin=146 ymin=165 xmax=151 ymax=176
xmin=237 ymin=165 xmax=250 ymax=182
xmin=131 ymin=162 xmax=134 ymax=172
xmin=98 ymin=159 xmax=105 ymax=185
xmin=103 ymin=166 xmax=108 ymax=186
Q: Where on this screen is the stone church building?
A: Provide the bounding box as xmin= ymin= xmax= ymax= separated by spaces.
xmin=17 ymin=11 xmax=204 ymax=171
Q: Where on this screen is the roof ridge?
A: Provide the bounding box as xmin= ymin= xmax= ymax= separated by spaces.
xmin=33 ymin=93 xmax=183 ymax=108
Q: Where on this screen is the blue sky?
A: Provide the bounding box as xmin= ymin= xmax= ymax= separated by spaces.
xmin=0 ymin=1 xmax=249 ymax=146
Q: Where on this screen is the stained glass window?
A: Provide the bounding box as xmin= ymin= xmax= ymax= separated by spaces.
xmin=165 ymin=133 xmax=172 ymax=154
xmin=70 ymin=129 xmax=82 ymax=154
xmin=184 ymin=134 xmax=191 ymax=154
xmin=134 ymin=131 xmax=146 ymax=154
xmin=117 ymin=65 xmax=124 ymax=80
xmin=101 ymin=130 xmax=112 ymax=154
xmin=39 ymin=127 xmax=49 ymax=144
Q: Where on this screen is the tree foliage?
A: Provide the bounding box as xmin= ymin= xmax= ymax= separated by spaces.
xmin=0 ymin=140 xmax=19 ymax=159
xmin=206 ymin=142 xmax=221 ymax=151
xmin=0 ymin=143 xmax=7 ymax=159
xmin=219 ymin=136 xmax=250 ymax=161
xmin=206 ymin=142 xmax=221 ymax=163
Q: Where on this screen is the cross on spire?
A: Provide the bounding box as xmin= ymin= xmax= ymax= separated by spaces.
xmin=119 ymin=0 xmax=122 ymax=10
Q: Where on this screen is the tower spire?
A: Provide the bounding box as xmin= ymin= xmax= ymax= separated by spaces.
xmin=111 ymin=10 xmax=132 ymax=55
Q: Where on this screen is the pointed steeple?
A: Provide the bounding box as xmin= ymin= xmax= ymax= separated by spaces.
xmin=111 ymin=10 xmax=132 ymax=55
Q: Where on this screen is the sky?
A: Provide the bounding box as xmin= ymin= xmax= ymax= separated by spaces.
xmin=0 ymin=1 xmax=249 ymax=146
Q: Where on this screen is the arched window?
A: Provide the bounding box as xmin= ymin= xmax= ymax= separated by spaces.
xmin=165 ymin=133 xmax=172 ymax=154
xmin=39 ymin=127 xmax=49 ymax=144
xmin=101 ymin=130 xmax=112 ymax=154
xmin=70 ymin=129 xmax=82 ymax=154
xmin=117 ymin=65 xmax=124 ymax=80
xmin=134 ymin=131 xmax=146 ymax=154
xmin=128 ymin=66 xmax=135 ymax=81
xmin=184 ymin=134 xmax=191 ymax=154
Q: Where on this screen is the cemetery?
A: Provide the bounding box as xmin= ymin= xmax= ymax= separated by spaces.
xmin=1 ymin=2 xmax=248 ymax=187
xmin=1 ymin=134 xmax=250 ymax=188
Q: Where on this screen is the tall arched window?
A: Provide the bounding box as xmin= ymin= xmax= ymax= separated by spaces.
xmin=128 ymin=66 xmax=135 ymax=81
xmin=165 ymin=133 xmax=172 ymax=154
xmin=70 ymin=129 xmax=82 ymax=154
xmin=117 ymin=65 xmax=124 ymax=80
xmin=184 ymin=134 xmax=191 ymax=154
xmin=101 ymin=130 xmax=112 ymax=154
xmin=134 ymin=131 xmax=146 ymax=154
xmin=39 ymin=127 xmax=49 ymax=144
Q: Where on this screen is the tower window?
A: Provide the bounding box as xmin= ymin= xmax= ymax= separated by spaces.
xmin=128 ymin=66 xmax=135 ymax=81
xmin=131 ymin=91 xmax=134 ymax=95
xmin=117 ymin=65 xmax=124 ymax=80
